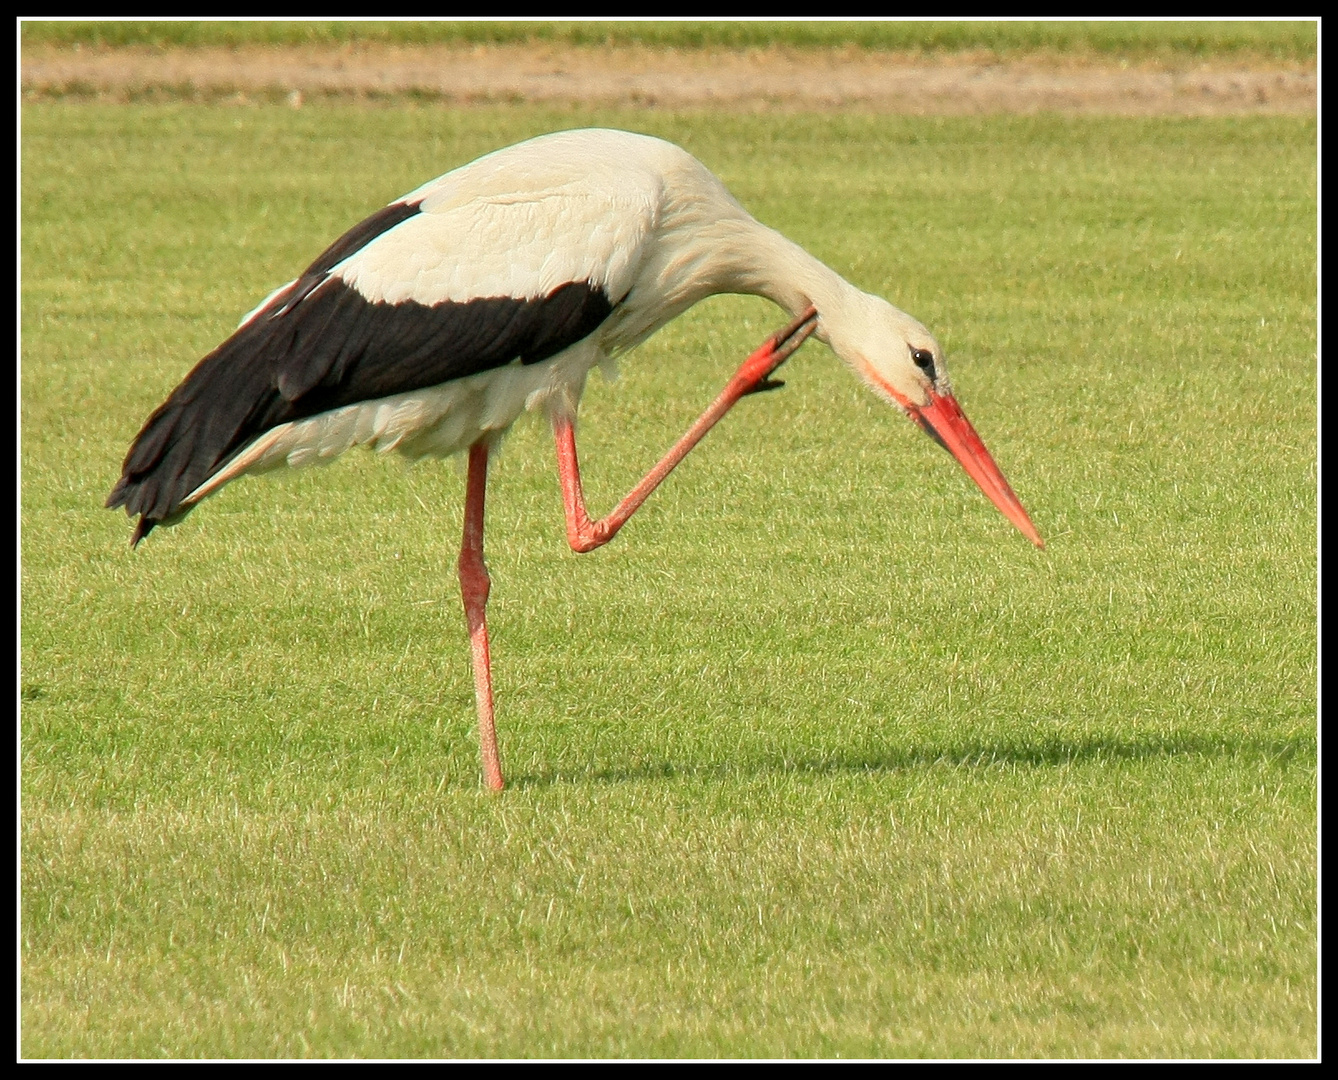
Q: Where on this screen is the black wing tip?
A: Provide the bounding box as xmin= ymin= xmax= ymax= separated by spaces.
xmin=130 ymin=515 xmax=157 ymax=547
xmin=106 ymin=477 xmax=159 ymax=546
xmin=105 ymin=475 xmax=131 ymax=511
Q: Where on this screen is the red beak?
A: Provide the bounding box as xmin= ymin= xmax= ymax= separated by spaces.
xmin=907 ymin=389 xmax=1045 ymax=549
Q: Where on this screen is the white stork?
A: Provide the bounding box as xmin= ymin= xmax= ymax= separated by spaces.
xmin=108 ymin=127 xmax=1043 ymax=791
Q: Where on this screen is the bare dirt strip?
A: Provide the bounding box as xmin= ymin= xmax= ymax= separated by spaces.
xmin=21 ymin=44 xmax=1316 ymax=114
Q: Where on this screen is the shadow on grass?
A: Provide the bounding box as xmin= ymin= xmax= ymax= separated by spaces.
xmin=511 ymin=729 xmax=1314 ymax=791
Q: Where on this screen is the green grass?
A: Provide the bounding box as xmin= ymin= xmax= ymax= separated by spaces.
xmin=21 ymin=105 xmax=1315 ymax=1057
xmin=20 ymin=19 xmax=1318 ymax=62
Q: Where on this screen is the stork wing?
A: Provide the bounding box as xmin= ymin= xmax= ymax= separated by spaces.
xmin=107 ymin=175 xmax=659 ymax=542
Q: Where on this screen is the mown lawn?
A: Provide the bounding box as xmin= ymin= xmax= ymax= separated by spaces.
xmin=21 ymin=104 xmax=1315 ymax=1057
xmin=19 ymin=19 xmax=1318 ymax=61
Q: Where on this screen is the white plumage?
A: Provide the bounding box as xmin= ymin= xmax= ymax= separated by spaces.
xmin=350 ymin=152 xmax=658 ymax=305
xmin=109 ymin=127 xmax=1042 ymax=790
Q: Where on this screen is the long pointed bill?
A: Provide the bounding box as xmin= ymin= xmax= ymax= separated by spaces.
xmin=908 ymin=390 xmax=1045 ymax=549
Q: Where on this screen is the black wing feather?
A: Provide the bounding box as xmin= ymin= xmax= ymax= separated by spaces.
xmin=107 ymin=199 xmax=615 ymax=543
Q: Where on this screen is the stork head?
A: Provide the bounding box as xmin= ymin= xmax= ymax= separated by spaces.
xmin=819 ymin=292 xmax=1044 ymax=549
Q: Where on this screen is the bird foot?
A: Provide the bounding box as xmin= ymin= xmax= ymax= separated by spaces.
xmin=766 ymin=307 xmax=819 ymax=371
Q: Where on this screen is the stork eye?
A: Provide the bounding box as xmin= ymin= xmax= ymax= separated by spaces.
xmin=911 ymin=348 xmax=936 ymax=376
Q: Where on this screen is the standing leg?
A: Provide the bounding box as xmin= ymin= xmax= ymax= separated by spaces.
xmin=458 ymin=440 xmax=504 ymax=791
xmin=552 ymin=307 xmax=818 ymax=553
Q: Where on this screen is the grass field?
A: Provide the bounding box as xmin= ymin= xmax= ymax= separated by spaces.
xmin=21 ymin=104 xmax=1316 ymax=1057
xmin=21 ymin=19 xmax=1318 ymax=62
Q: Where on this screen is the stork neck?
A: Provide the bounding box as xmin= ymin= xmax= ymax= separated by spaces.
xmin=719 ymin=220 xmax=869 ymax=342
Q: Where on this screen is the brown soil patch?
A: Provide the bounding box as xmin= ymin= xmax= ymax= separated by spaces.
xmin=22 ymin=43 xmax=1316 ymax=114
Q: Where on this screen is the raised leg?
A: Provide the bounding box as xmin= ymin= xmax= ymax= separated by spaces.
xmin=458 ymin=440 xmax=504 ymax=791
xmin=552 ymin=306 xmax=818 ymax=553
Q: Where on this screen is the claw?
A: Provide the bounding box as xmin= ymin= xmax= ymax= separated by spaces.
xmin=736 ymin=306 xmax=819 ymax=394
xmin=742 ymin=378 xmax=786 ymax=396
xmin=764 ymin=306 xmax=819 ymax=375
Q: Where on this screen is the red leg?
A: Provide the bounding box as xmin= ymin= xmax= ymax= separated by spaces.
xmin=458 ymin=440 xmax=504 ymax=791
xmin=553 ymin=307 xmax=818 ymax=553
